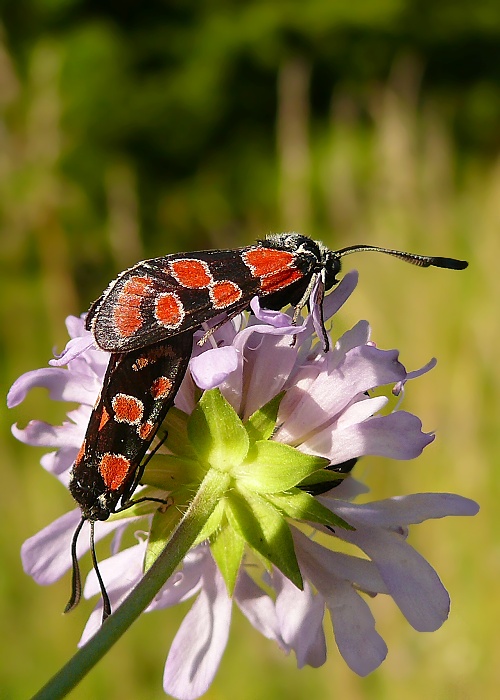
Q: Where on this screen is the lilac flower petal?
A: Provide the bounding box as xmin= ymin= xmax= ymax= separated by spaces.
xmin=242 ymin=334 xmax=300 ymax=419
xmin=152 ymin=547 xmax=208 ymax=610
xmin=301 ymin=411 xmax=434 ymax=462
xmin=21 ymin=509 xmax=82 ymax=584
xmin=40 ymin=447 xmax=78 ymax=482
xmin=316 ymin=269 xmax=359 ymax=324
xmin=334 ymin=320 xmax=371 ymax=356
xmin=12 ymin=420 xmax=84 ymax=448
xmin=293 ymin=529 xmax=387 ymax=594
xmin=274 ymin=573 xmax=327 ymax=668
xmin=83 ymin=538 xmax=147 ymax=599
xmin=7 ymin=368 xmax=100 ymax=408
xmin=50 ymin=336 xmax=96 ymax=366
xmin=277 ymin=346 xmax=406 ymax=443
xmin=336 ymin=396 xmax=389 ymax=429
xmin=250 ymin=297 xmax=296 ymax=328
xmin=189 ymin=346 xmax=240 ymax=390
xmin=311 ymin=277 xmax=327 ymax=347
xmin=21 ymin=510 xmax=127 ymax=584
xmin=339 ymin=526 xmax=450 ymax=631
xmin=235 ymin=569 xmax=285 ymax=646
xmin=65 ymin=314 xmax=87 ymax=338
xmin=163 ymin=561 xmax=232 ymax=700
xmin=80 ymin=540 xmax=147 ymax=645
xmin=326 ymin=578 xmax=388 ymax=675
xmin=325 ymin=493 xmax=480 ymax=529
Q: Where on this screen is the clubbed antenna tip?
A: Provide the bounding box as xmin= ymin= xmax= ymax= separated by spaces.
xmin=429 ymin=257 xmax=468 ymax=270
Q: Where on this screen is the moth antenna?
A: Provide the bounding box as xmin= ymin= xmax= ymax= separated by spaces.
xmin=64 ymin=516 xmax=86 ymax=614
xmin=89 ymin=521 xmax=112 ymax=622
xmin=336 ymin=244 xmax=468 ymax=271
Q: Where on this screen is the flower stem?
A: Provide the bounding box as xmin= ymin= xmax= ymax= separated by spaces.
xmin=32 ymin=468 xmax=230 ymax=700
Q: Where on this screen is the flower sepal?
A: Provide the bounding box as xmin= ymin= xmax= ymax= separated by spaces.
xmin=226 ymin=487 xmax=303 ymax=589
xmin=267 ymin=489 xmax=353 ymax=531
xmin=209 ymin=523 xmax=245 ymax=594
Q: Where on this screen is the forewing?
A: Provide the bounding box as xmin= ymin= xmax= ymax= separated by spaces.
xmin=86 ymin=249 xmax=260 ymax=352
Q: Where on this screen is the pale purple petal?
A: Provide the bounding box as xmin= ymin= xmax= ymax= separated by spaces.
xmin=277 ymin=346 xmax=406 ymax=443
xmin=325 ymin=494 xmax=479 ymax=529
xmin=338 ymin=526 xmax=450 ymax=631
xmin=7 ymin=368 xmax=100 ymax=408
xmin=241 ymin=334 xmax=300 ymax=419
xmin=151 ymin=547 xmax=208 ymax=610
xmin=326 ymin=578 xmax=387 ymax=675
xmin=12 ymin=419 xmax=84 ymax=448
xmin=293 ymin=528 xmax=387 ymax=595
xmin=335 ymin=396 xmax=389 ymax=429
xmin=274 ymin=573 xmax=327 ymax=667
xmin=80 ymin=539 xmax=147 ymax=645
xmin=65 ymin=314 xmax=87 ymax=338
xmin=301 ymin=411 xmax=434 ymax=462
xmin=189 ymin=346 xmax=239 ymax=390
xmin=163 ymin=561 xmax=232 ymax=700
xmin=250 ymin=297 xmax=296 ymax=328
xmin=234 ymin=569 xmax=285 ymax=646
xmin=291 ymin=531 xmax=388 ymax=673
xmin=40 ymin=448 xmax=77 ymax=482
xmin=49 ymin=336 xmax=96 ymax=366
xmin=317 ymin=269 xmax=359 ymax=324
xmin=334 ymin=320 xmax=371 ymax=356
xmin=310 ymin=277 xmax=327 ymax=346
xmin=21 ymin=510 xmax=127 ymax=584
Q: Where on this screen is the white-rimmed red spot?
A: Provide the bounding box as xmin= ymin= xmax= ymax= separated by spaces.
xmin=242 ymin=247 xmax=295 ymax=277
xmin=151 ymin=376 xmax=172 ymax=399
xmin=210 ymin=280 xmax=242 ymax=309
xmin=112 ymin=394 xmax=144 ymax=425
xmin=155 ymin=292 xmax=185 ymax=328
xmin=170 ymin=259 xmax=212 ymax=288
xmin=99 ymin=453 xmax=131 ymax=491
xmin=113 ymin=275 xmax=151 ymax=338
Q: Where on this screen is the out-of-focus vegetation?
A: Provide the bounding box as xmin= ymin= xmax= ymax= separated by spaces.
xmin=0 ymin=2 xmax=497 ymax=698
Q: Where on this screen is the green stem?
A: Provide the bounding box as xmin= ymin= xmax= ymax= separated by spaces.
xmin=32 ymin=469 xmax=229 ymax=700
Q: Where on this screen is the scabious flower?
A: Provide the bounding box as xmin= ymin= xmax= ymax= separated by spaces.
xmin=8 ymin=271 xmax=478 ymax=700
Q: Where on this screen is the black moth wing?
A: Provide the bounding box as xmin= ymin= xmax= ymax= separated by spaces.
xmin=69 ymin=331 xmax=194 ymax=520
xmin=86 ymin=248 xmax=261 ymax=353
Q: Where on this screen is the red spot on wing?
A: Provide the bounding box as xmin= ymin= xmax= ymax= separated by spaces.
xmin=210 ymin=280 xmax=242 ymax=308
xmin=132 ymin=357 xmax=149 ymax=371
xmin=170 ymin=259 xmax=212 ymax=288
xmin=155 ymin=293 xmax=184 ymax=328
xmin=259 ymin=268 xmax=303 ymax=293
xmin=138 ymin=421 xmax=156 ymax=440
xmin=243 ymin=248 xmax=296 ymax=277
xmin=113 ymin=276 xmax=151 ymax=338
xmin=112 ymin=394 xmax=144 ymax=424
xmin=74 ymin=440 xmax=86 ymax=466
xmin=99 ymin=453 xmax=131 ymax=491
xmin=151 ymin=376 xmax=173 ymax=399
xmin=99 ymin=407 xmax=111 ymax=431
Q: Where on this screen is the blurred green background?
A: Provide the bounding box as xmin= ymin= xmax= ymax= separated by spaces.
xmin=0 ymin=1 xmax=495 ymax=698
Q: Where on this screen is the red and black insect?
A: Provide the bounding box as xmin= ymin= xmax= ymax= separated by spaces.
xmin=66 ymin=331 xmax=193 ymax=618
xmin=85 ymin=232 xmax=468 ymax=354
xmin=68 ymin=233 xmax=467 ymax=617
